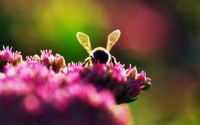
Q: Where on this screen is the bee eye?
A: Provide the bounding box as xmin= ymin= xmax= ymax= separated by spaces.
xmin=93 ymin=50 xmax=109 ymax=63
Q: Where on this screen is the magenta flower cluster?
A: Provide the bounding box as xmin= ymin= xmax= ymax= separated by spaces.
xmin=0 ymin=47 xmax=151 ymax=125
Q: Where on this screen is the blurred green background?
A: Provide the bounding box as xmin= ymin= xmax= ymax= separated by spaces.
xmin=0 ymin=0 xmax=200 ymax=124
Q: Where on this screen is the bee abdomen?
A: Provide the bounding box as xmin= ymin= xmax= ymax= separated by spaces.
xmin=92 ymin=50 xmax=109 ymax=63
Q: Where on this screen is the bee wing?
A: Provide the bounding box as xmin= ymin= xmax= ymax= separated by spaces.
xmin=76 ymin=32 xmax=92 ymax=54
xmin=106 ymin=30 xmax=121 ymax=52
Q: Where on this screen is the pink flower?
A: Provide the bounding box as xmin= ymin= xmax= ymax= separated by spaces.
xmin=79 ymin=62 xmax=151 ymax=103
xmin=0 ymin=47 xmax=151 ymax=124
xmin=0 ymin=46 xmax=23 ymax=71
xmin=27 ymin=50 xmax=66 ymax=72
xmin=0 ymin=46 xmax=13 ymax=61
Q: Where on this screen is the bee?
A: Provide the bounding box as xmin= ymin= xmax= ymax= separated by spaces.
xmin=76 ymin=30 xmax=121 ymax=66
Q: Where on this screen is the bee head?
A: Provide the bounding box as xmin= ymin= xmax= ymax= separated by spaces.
xmin=91 ymin=47 xmax=110 ymax=64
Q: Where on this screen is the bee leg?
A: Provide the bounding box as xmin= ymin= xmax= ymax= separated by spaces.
xmin=90 ymin=56 xmax=95 ymax=63
xmin=82 ymin=57 xmax=91 ymax=67
xmin=111 ymin=56 xmax=116 ymax=64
